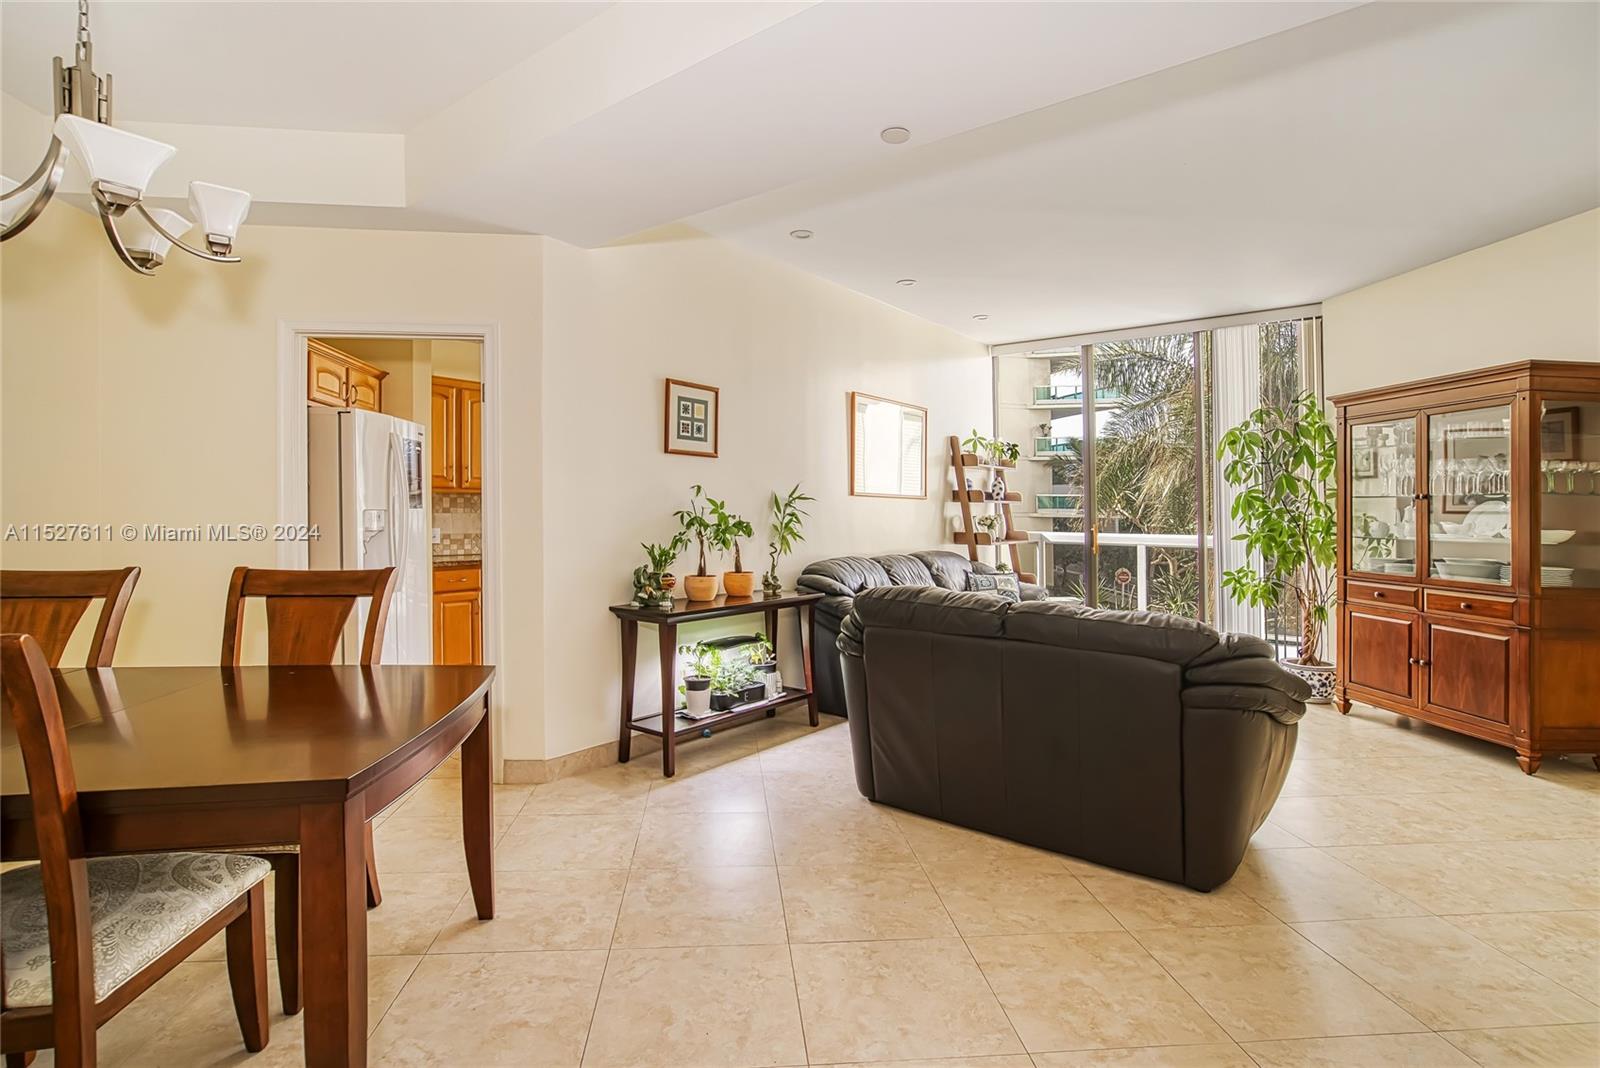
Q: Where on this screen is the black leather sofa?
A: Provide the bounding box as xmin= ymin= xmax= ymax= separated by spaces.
xmin=838 ymin=586 xmax=1308 ymax=890
xmin=797 ymin=550 xmax=1046 ymax=716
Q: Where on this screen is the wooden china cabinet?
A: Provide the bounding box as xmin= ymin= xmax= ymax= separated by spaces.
xmin=1331 ymin=361 xmax=1600 ymax=774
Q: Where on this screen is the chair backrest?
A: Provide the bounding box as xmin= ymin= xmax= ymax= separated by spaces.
xmin=0 ymin=568 xmax=141 ymax=668
xmin=1 ymin=634 xmax=96 ymax=1048
xmin=220 ymin=567 xmax=397 ymax=666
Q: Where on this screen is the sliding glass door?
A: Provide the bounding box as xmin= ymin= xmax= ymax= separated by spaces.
xmin=997 ymin=313 xmax=1321 ymax=633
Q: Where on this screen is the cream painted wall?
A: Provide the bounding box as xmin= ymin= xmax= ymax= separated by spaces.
xmin=3 ymin=212 xmax=987 ymax=763
xmin=430 ymin=340 xmax=482 ymax=382
xmin=0 ymin=212 xmax=548 ymax=760
xmin=1324 ymin=210 xmax=1600 ymax=396
xmin=540 ymin=227 xmax=990 ymax=759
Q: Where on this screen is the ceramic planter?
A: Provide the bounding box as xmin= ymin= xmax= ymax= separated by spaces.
xmin=683 ymin=676 xmax=711 ymax=716
xmin=723 ymin=571 xmax=754 ymax=598
xmin=1284 ymin=662 xmax=1335 ymax=704
xmin=683 ymin=573 xmax=718 ymax=601
xmin=760 ymin=662 xmax=782 ymax=699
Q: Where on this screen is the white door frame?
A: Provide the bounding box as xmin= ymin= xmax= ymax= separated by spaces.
xmin=276 ymin=319 xmax=504 ymax=779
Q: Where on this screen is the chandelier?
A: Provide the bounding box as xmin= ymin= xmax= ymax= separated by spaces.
xmin=0 ymin=0 xmax=251 ymax=274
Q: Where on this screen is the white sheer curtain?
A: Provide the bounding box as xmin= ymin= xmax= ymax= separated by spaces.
xmin=1211 ymin=324 xmax=1265 ymax=639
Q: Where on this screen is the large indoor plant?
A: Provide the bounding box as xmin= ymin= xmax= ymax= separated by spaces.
xmin=708 ymin=495 xmax=756 ymax=598
xmin=674 ymin=485 xmax=719 ymax=601
xmin=763 ymin=484 xmax=814 ymax=595
xmin=1216 ymin=390 xmax=1338 ymax=701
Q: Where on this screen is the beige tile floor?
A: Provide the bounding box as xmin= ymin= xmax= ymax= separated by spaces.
xmin=35 ymin=701 xmax=1600 ymax=1067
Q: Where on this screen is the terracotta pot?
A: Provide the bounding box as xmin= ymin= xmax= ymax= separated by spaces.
xmin=682 ymin=573 xmax=719 ymax=601
xmin=722 ymin=571 xmax=754 ymax=598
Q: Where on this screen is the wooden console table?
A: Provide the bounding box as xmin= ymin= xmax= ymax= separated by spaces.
xmin=610 ymin=590 xmax=824 ymax=776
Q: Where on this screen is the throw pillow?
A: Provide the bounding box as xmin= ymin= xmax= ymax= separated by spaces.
xmin=967 ymin=571 xmax=1021 ymax=602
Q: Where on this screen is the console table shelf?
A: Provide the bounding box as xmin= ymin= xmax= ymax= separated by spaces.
xmin=609 ymin=590 xmax=823 ymax=776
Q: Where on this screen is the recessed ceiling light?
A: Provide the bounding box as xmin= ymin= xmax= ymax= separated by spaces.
xmin=789 ymin=229 xmax=813 ymax=240
xmin=896 ymin=278 xmax=917 ymax=286
xmin=972 ymin=314 xmax=989 ymax=321
xmin=880 ymin=126 xmax=911 ymax=145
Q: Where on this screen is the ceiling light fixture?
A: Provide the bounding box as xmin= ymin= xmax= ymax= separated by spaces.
xmin=896 ymin=279 xmax=917 ymax=286
xmin=789 ymin=229 xmax=813 ymax=240
xmin=0 ymin=0 xmax=251 ymax=275
xmin=880 ymin=127 xmax=911 ymax=145
xmin=972 ymin=314 xmax=990 ymax=321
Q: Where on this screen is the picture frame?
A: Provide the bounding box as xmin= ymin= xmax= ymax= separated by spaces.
xmin=1540 ymin=406 xmax=1579 ymax=461
xmin=848 ymin=391 xmax=927 ymax=498
xmin=1351 ymin=445 xmax=1377 ymax=480
xmin=664 ymin=378 xmax=719 ymax=458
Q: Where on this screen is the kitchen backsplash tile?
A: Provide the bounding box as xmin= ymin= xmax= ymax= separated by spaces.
xmin=433 ymin=492 xmax=481 ymax=560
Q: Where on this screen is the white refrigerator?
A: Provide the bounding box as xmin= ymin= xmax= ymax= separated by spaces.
xmin=307 ymin=406 xmax=431 ymax=664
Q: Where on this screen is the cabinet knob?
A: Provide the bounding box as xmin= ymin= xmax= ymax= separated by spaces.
xmin=1373 ymin=590 xmax=1385 ymax=598
xmin=1459 ymin=602 xmax=1472 ymax=610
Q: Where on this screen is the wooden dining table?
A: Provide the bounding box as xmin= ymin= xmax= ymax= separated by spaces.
xmin=0 ymin=664 xmax=496 ymax=1068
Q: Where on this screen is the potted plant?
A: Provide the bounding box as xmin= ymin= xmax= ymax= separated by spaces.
xmin=974 ymin=511 xmax=1003 ymax=542
xmin=733 ymin=657 xmax=766 ymax=706
xmin=631 ymin=535 xmax=685 ymax=607
xmin=750 ymin=632 xmax=782 ymax=698
xmin=674 ymin=485 xmax=719 ymax=601
xmin=708 ymin=654 xmax=751 ymax=711
xmin=678 ymin=641 xmax=715 ymax=716
xmin=961 ymin=429 xmax=991 ymax=463
xmin=763 ymin=484 xmax=814 ymax=595
xmin=708 ymin=495 xmax=755 ymax=598
xmin=1217 ymin=390 xmax=1338 ymax=702
xmin=996 ymin=439 xmax=1021 ymax=466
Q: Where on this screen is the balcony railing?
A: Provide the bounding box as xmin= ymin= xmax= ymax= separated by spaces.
xmin=1031 ymin=436 xmax=1079 ymax=455
xmin=1031 ymin=385 xmax=1123 ymax=405
xmin=1025 ymin=530 xmax=1214 ymax=614
xmin=1035 ymin=494 xmax=1081 ymax=513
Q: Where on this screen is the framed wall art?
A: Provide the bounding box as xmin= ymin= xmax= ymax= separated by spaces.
xmin=664 ymin=378 xmax=719 ymax=458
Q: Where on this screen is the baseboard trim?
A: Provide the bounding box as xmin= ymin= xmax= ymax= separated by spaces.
xmin=503 ymin=736 xmax=664 ymax=784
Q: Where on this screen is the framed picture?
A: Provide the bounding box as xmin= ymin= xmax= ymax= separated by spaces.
xmin=664 ymin=378 xmax=719 ymax=458
xmin=1351 ymin=445 xmax=1377 ymax=480
xmin=849 ymin=391 xmax=927 ymax=498
xmin=1540 ymin=406 xmax=1579 ymax=461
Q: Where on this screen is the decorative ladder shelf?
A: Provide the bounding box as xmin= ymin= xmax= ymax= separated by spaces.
xmin=948 ymin=435 xmax=1035 ymax=582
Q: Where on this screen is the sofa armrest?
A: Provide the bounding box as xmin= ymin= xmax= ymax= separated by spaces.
xmin=1186 ymin=657 xmax=1312 ymax=702
xmin=1181 ymin=683 xmax=1306 ymax=726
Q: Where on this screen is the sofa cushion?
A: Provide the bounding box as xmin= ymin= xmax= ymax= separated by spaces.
xmin=872 ymin=553 xmax=936 ymax=588
xmin=797 ymin=556 xmax=894 ymax=598
xmin=851 ymin=585 xmax=1009 ymax=638
xmin=912 ymin=549 xmax=993 ymax=591
xmin=1006 ymin=600 xmax=1222 ymax=665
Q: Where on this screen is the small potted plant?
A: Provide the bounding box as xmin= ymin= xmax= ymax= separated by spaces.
xmin=961 ymin=429 xmax=991 ymax=464
xmin=708 ymin=495 xmax=756 ymax=598
xmin=631 ymin=536 xmax=685 ymax=607
xmin=708 ymin=655 xmax=747 ymax=711
xmin=678 ymin=642 xmax=715 ymax=717
xmin=674 ymin=485 xmax=719 ymax=601
xmin=763 ymin=484 xmax=814 ymax=595
xmin=750 ymin=633 xmax=782 ymax=698
xmin=995 ymin=560 xmax=1012 ymax=574
xmin=996 ymin=439 xmax=1020 ymax=467
xmin=733 ymin=658 xmax=766 ymax=706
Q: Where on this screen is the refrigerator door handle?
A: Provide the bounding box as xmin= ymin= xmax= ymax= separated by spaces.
xmin=388 ymin=431 xmax=406 ymax=571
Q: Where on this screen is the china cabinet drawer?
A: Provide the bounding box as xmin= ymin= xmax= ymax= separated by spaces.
xmin=1423 ymin=589 xmax=1515 ymax=623
xmin=1346 ymin=581 xmax=1419 ymax=610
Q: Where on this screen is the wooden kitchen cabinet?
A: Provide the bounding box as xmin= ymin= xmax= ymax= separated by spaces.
xmin=430 ymin=375 xmax=481 ymax=493
xmin=432 ymin=565 xmax=482 ymax=665
xmin=1332 ymin=360 xmax=1600 ymax=774
xmin=306 ymin=339 xmax=386 ymax=412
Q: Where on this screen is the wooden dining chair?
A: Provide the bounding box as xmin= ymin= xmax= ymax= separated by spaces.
xmin=1 ymin=634 xmax=270 ymax=1068
xmin=218 ymin=565 xmax=396 ymax=1017
xmin=0 ymin=569 xmax=140 ymax=668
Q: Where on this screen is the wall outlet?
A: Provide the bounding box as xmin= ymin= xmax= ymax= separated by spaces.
xmin=431 ymin=527 xmax=441 ymax=544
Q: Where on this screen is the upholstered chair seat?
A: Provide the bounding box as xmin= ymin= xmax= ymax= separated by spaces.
xmin=2 ymin=852 xmax=270 ymax=1008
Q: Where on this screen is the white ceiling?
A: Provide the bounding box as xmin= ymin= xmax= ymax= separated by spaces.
xmin=0 ymin=1 xmax=609 ymax=131
xmin=694 ymin=1 xmax=1600 ymax=342
xmin=2 ymin=1 xmax=1595 ymax=344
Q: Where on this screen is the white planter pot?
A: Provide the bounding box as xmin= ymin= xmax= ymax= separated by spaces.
xmin=762 ymin=665 xmax=783 ymax=699
xmin=1284 ymin=662 xmax=1335 ymax=704
xmin=684 ymin=680 xmax=712 ymax=716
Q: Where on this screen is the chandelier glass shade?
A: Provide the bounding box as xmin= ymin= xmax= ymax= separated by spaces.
xmin=0 ymin=2 xmax=251 ymax=274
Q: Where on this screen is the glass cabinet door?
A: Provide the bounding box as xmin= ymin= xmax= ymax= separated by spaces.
xmin=1426 ymin=404 xmax=1513 ymax=585
xmin=1537 ymin=398 xmax=1599 ymax=589
xmin=1348 ymin=417 xmax=1420 ymax=577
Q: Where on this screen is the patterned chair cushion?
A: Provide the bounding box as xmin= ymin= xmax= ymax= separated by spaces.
xmin=2 ymin=852 xmax=269 ymax=1008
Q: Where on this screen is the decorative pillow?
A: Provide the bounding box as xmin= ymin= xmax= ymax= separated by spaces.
xmin=966 ymin=571 xmax=1021 ymax=602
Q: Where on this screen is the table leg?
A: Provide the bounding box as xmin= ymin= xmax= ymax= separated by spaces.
xmin=659 ymin=622 xmax=678 ymax=778
xmin=801 ymin=603 xmax=819 ymax=726
xmin=299 ymin=799 xmax=367 ymax=1068
xmin=461 ymin=695 xmax=495 ymax=920
xmin=618 ymin=618 xmax=638 ymax=763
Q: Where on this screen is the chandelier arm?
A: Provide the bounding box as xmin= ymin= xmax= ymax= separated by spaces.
xmin=133 ymin=201 xmax=241 ymax=264
xmin=96 ymin=199 xmax=158 ymax=275
xmin=3 ymin=138 xmax=66 ymax=200
xmin=0 ymin=141 xmax=67 ymax=243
